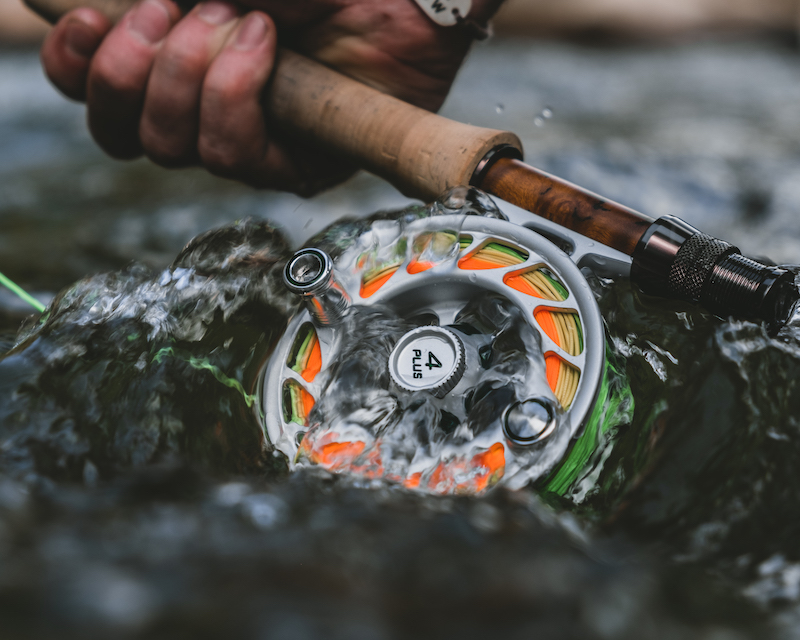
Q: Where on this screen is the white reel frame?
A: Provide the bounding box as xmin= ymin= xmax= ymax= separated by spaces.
xmin=260 ymin=197 xmax=632 ymax=461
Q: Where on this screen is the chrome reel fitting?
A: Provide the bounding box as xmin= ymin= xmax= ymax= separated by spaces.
xmin=260 ymin=188 xmax=632 ymax=494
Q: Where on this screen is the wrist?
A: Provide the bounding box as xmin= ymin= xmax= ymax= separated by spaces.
xmin=469 ymin=0 xmax=506 ymax=24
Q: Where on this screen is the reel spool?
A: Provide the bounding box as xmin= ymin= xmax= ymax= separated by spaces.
xmin=260 ymin=191 xmax=632 ymax=494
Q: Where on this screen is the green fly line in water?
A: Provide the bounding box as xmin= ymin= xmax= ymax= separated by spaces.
xmin=0 ymin=271 xmax=45 ymax=313
xmin=152 ymin=347 xmax=261 ymax=413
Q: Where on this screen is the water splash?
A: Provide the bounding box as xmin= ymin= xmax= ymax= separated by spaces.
xmin=0 ymin=220 xmax=294 ymax=482
xmin=296 ymin=295 xmax=568 ymax=494
xmin=431 ymin=185 xmax=506 ymax=219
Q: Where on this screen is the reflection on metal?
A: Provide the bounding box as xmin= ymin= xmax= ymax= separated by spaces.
xmin=284 ymin=248 xmax=350 ymax=326
xmin=503 ymin=398 xmax=557 ymax=445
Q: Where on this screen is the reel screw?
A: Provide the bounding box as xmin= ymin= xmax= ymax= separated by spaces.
xmin=503 ymin=398 xmax=556 ymax=445
xmin=284 ymin=248 xmax=350 ymax=326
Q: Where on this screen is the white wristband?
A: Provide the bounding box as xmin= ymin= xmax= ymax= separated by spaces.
xmin=411 ymin=0 xmax=490 ymax=39
xmin=413 ymin=0 xmax=472 ymax=27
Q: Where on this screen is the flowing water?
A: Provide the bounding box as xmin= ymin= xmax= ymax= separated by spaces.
xmin=3 ymin=37 xmax=800 ymax=639
xmin=290 ymin=200 xmax=608 ymax=496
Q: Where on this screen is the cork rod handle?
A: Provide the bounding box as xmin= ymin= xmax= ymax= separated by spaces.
xmin=24 ymin=0 xmax=522 ymax=201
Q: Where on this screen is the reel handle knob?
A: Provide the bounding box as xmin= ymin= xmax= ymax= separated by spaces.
xmin=388 ymin=326 xmax=466 ymax=399
xmin=284 ymin=248 xmax=350 ymax=327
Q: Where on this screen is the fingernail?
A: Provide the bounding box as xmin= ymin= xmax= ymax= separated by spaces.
xmin=64 ymin=17 xmax=100 ymax=58
xmin=128 ymin=0 xmax=171 ymax=44
xmin=234 ymin=14 xmax=267 ymax=51
xmin=196 ymin=1 xmax=237 ymax=25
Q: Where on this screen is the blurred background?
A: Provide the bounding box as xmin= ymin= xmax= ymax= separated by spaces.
xmin=494 ymin=0 xmax=800 ymax=39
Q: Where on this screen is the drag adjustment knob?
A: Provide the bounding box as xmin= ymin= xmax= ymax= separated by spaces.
xmin=388 ymin=327 xmax=466 ymax=398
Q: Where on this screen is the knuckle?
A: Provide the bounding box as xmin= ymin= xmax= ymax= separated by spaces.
xmin=90 ymin=55 xmax=142 ymax=100
xmin=140 ymin=129 xmax=191 ymax=167
xmin=159 ymin=35 xmax=209 ymax=78
xmin=204 ymin=73 xmax=250 ymax=108
xmin=198 ymin=139 xmax=249 ymax=177
xmin=200 ymin=148 xmax=239 ymax=176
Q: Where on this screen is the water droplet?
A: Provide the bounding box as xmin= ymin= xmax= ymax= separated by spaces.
xmin=469 ymin=273 xmax=477 ymax=282
xmin=533 ymin=117 xmax=544 ymax=127
xmin=495 ymin=103 xmax=505 ymax=114
xmin=542 ymin=107 xmax=553 ymax=119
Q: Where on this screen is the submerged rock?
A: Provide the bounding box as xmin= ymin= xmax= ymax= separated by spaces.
xmin=0 ymin=219 xmax=295 ymax=482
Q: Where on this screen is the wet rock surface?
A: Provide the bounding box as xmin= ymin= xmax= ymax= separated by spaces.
xmin=0 ymin=469 xmax=769 ymax=640
xmin=2 ymin=37 xmax=800 ymax=638
xmin=3 ymin=221 xmax=294 ymax=475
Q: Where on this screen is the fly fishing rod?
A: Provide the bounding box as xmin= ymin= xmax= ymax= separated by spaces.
xmin=26 ymin=0 xmax=800 ymax=494
xmin=25 ymin=0 xmax=800 ymax=327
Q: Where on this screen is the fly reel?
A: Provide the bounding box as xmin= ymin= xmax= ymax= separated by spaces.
xmin=260 ymin=189 xmax=632 ymax=494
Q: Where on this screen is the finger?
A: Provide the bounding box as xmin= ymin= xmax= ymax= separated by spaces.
xmin=139 ymin=1 xmax=240 ymax=168
xmin=197 ymin=12 xmax=276 ymax=182
xmin=86 ymin=0 xmax=181 ymax=159
xmin=199 ymin=11 xmax=356 ymax=195
xmin=41 ymin=8 xmax=111 ymax=102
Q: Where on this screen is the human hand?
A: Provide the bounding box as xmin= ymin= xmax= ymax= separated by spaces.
xmin=40 ymin=0 xmax=503 ymax=195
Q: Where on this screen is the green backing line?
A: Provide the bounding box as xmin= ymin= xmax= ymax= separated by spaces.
xmin=153 ymin=347 xmax=260 ymax=412
xmin=0 ymin=271 xmax=45 ymax=313
xmin=288 ymin=324 xmax=315 ymax=374
xmin=485 ymin=242 xmax=528 ymax=261
xmin=540 ymin=269 xmax=569 ymax=300
xmin=539 ymin=352 xmax=633 ymax=497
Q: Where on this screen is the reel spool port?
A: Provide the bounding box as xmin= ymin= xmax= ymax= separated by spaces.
xmin=260 ymin=188 xmax=633 ymax=495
